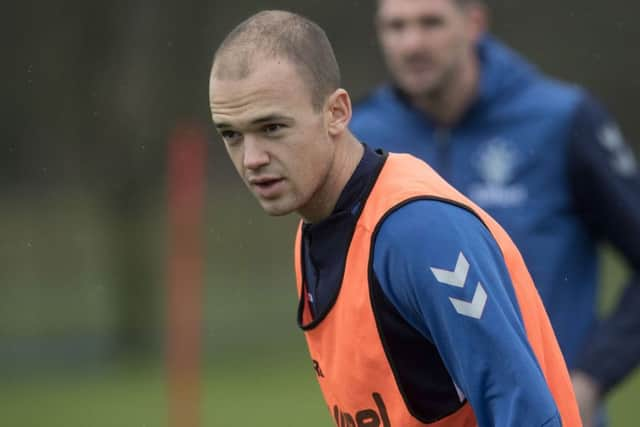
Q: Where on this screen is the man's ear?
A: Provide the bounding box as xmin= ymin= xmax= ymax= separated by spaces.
xmin=465 ymin=3 xmax=488 ymax=43
xmin=325 ymin=89 xmax=352 ymax=137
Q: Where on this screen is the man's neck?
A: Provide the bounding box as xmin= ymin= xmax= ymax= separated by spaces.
xmin=300 ymin=135 xmax=364 ymax=224
xmin=413 ymin=56 xmax=480 ymax=127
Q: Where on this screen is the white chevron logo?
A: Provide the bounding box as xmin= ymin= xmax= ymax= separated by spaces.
xmin=449 ymin=283 xmax=487 ymax=319
xmin=430 ymin=252 xmax=488 ymax=319
xmin=430 ymin=252 xmax=469 ymax=288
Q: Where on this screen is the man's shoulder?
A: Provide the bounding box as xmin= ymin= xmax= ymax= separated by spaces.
xmin=350 ymin=85 xmax=409 ymax=139
xmin=352 ymin=85 xmax=398 ymax=116
xmin=375 ymin=199 xmax=487 ymax=249
xmin=530 ymin=76 xmax=585 ymax=111
xmin=483 ymin=35 xmax=587 ymax=118
xmin=491 ymin=73 xmax=587 ymax=125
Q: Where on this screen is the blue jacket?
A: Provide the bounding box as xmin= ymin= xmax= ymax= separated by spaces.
xmin=350 ymin=35 xmax=640 ymax=393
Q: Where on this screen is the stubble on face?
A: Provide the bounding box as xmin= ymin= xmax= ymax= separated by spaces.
xmin=378 ymin=0 xmax=470 ymax=99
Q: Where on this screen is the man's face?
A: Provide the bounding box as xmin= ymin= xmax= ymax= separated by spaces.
xmin=209 ymin=58 xmax=335 ymax=218
xmin=377 ymin=0 xmax=476 ymax=97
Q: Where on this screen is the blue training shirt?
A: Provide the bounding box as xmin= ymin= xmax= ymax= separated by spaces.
xmin=373 ymin=199 xmax=560 ymax=427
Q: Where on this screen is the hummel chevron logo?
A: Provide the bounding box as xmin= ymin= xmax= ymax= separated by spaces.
xmin=430 ymin=252 xmax=488 ymax=319
xmin=449 ymin=283 xmax=487 ymax=319
xmin=430 ymin=252 xmax=469 ymax=287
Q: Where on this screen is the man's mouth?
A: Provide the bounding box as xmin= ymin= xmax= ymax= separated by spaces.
xmin=249 ymin=177 xmax=285 ymax=199
xmin=404 ymin=59 xmax=433 ymax=72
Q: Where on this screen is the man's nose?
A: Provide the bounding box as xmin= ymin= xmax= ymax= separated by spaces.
xmin=243 ymin=136 xmax=270 ymax=170
xmin=399 ymin=25 xmax=426 ymax=53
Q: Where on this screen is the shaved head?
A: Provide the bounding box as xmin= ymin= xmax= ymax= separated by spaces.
xmin=211 ymin=10 xmax=341 ymax=111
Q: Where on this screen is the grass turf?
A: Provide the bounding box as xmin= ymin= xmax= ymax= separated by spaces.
xmin=1 ymin=353 xmax=638 ymax=427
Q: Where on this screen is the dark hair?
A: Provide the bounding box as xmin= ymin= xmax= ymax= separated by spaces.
xmin=212 ymin=10 xmax=341 ymax=111
xmin=454 ymin=0 xmax=484 ymax=6
xmin=377 ymin=0 xmax=485 ymax=9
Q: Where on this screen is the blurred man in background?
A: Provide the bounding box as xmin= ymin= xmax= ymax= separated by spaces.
xmin=350 ymin=1 xmax=640 ymax=425
xmin=209 ymin=10 xmax=581 ymax=426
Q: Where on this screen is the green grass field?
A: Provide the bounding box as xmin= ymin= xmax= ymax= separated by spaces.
xmin=0 ymin=353 xmax=329 ymax=427
xmin=1 ymin=351 xmax=639 ymax=427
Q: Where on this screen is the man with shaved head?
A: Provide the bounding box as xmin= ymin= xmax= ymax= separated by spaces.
xmin=212 ymin=10 xmax=340 ymax=111
xmin=209 ymin=10 xmax=580 ymax=426
xmin=351 ymin=1 xmax=640 ymax=425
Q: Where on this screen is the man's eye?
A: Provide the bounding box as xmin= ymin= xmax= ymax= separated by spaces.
xmin=384 ymin=19 xmax=406 ymax=32
xmin=264 ymin=124 xmax=285 ymax=135
xmin=221 ymin=130 xmax=242 ymax=144
xmin=419 ymin=16 xmax=444 ymax=29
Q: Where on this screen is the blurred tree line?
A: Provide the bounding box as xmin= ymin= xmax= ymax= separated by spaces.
xmin=3 ymin=0 xmax=638 ymax=359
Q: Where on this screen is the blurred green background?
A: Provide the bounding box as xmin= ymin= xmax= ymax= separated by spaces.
xmin=3 ymin=1 xmax=639 ymax=426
